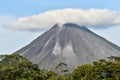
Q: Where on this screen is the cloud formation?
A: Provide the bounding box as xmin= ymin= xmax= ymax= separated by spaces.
xmin=10 ymin=8 xmax=120 ymax=30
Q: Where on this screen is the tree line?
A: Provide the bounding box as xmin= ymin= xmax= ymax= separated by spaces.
xmin=0 ymin=54 xmax=120 ymax=80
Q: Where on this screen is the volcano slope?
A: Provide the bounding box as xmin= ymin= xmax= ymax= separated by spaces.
xmin=15 ymin=23 xmax=120 ymax=71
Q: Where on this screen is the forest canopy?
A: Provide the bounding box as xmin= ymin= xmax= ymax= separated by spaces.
xmin=0 ymin=54 xmax=120 ymax=80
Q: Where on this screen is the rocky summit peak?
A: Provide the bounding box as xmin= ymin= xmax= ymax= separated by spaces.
xmin=54 ymin=23 xmax=85 ymax=28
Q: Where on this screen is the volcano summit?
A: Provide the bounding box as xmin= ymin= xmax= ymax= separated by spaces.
xmin=16 ymin=23 xmax=120 ymax=71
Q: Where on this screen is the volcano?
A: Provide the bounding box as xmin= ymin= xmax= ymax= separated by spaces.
xmin=16 ymin=23 xmax=120 ymax=71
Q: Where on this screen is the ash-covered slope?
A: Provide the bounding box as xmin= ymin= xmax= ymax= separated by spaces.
xmin=16 ymin=23 xmax=120 ymax=71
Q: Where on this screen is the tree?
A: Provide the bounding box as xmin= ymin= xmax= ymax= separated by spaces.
xmin=0 ymin=54 xmax=45 ymax=80
xmin=56 ymin=62 xmax=68 ymax=80
xmin=72 ymin=57 xmax=120 ymax=80
xmin=56 ymin=63 xmax=68 ymax=73
xmin=72 ymin=64 xmax=93 ymax=80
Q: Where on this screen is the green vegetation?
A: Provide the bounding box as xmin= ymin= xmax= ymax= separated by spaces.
xmin=0 ymin=54 xmax=56 ymax=80
xmin=0 ymin=54 xmax=120 ymax=80
xmin=72 ymin=57 xmax=120 ymax=80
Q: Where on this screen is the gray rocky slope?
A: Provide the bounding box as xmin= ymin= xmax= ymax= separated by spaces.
xmin=15 ymin=23 xmax=120 ymax=71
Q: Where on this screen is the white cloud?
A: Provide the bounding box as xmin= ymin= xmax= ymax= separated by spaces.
xmin=10 ymin=8 xmax=120 ymax=30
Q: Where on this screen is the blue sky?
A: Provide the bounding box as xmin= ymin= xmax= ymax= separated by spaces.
xmin=0 ymin=0 xmax=120 ymax=54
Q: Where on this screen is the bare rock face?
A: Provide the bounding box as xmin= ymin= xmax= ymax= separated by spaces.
xmin=15 ymin=23 xmax=120 ymax=71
